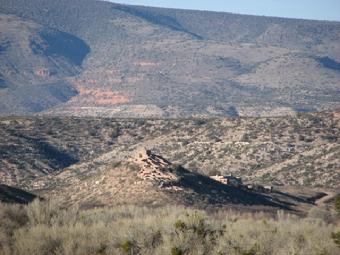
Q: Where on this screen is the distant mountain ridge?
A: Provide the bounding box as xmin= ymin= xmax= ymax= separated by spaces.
xmin=0 ymin=0 xmax=339 ymax=116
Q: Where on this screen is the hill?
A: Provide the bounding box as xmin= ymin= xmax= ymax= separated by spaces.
xmin=6 ymin=147 xmax=329 ymax=215
xmin=24 ymin=148 xmax=283 ymax=211
xmin=0 ymin=0 xmax=339 ymax=117
xmin=0 ymin=112 xmax=338 ymax=195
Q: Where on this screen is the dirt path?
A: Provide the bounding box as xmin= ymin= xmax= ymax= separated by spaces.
xmin=315 ymin=190 xmax=336 ymax=206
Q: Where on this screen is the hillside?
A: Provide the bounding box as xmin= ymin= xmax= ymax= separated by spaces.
xmin=0 ymin=112 xmax=338 ymax=191
xmin=0 ymin=184 xmax=36 ymax=204
xmin=0 ymin=14 xmax=85 ymax=114
xmin=17 ymin=147 xmax=329 ymax=215
xmin=22 ymin=148 xmax=278 ymax=211
xmin=0 ymin=0 xmax=339 ymax=117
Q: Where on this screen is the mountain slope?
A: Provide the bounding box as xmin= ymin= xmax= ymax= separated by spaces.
xmin=0 ymin=14 xmax=87 ymax=114
xmin=0 ymin=0 xmax=340 ymax=116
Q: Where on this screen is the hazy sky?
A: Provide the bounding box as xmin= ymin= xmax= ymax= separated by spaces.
xmin=109 ymin=0 xmax=340 ymax=21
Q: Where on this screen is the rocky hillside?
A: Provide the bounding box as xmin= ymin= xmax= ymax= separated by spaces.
xmin=14 ymin=148 xmax=328 ymax=214
xmin=0 ymin=0 xmax=339 ymax=116
xmin=0 ymin=112 xmax=338 ymax=189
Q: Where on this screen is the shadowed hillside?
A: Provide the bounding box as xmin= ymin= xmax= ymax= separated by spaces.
xmin=0 ymin=14 xmax=85 ymax=114
xmin=0 ymin=184 xmax=36 ymax=204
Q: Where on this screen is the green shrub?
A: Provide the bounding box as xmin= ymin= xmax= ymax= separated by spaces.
xmin=174 ymin=220 xmax=187 ymax=232
xmin=334 ymin=195 xmax=340 ymax=216
xmin=171 ymin=247 xmax=183 ymax=255
xmin=194 ymin=119 xmax=207 ymax=126
xmin=332 ymin=232 xmax=340 ymax=248
xmin=120 ymin=240 xmax=136 ymax=254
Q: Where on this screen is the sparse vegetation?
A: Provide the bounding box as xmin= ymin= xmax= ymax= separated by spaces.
xmin=0 ymin=200 xmax=339 ymax=255
xmin=334 ymin=195 xmax=340 ymax=216
xmin=1 ymin=112 xmax=338 ymax=190
xmin=332 ymin=232 xmax=340 ymax=249
xmin=1 ymin=0 xmax=340 ymax=116
xmin=0 ymin=1 xmax=339 ymax=254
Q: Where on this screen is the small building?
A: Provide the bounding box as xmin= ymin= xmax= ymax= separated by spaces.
xmin=210 ymin=175 xmax=243 ymax=188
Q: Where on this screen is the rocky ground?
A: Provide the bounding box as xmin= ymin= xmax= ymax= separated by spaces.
xmin=0 ymin=112 xmax=338 ymax=213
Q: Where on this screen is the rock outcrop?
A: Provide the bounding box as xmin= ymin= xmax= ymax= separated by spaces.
xmin=131 ymin=148 xmax=181 ymax=189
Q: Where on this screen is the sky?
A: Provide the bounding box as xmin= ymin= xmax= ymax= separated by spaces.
xmin=109 ymin=0 xmax=340 ymax=21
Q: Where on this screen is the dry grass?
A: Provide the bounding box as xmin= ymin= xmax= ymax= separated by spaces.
xmin=0 ymin=200 xmax=339 ymax=255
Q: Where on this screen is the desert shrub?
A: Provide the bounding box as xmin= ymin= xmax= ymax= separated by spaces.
xmin=171 ymin=247 xmax=183 ymax=255
xmin=161 ymin=211 xmax=224 ymax=255
xmin=26 ymin=199 xmax=78 ymax=227
xmin=0 ymin=203 xmax=28 ymax=253
xmin=14 ymin=225 xmax=63 ymax=255
xmin=174 ymin=220 xmax=187 ymax=232
xmin=120 ymin=240 xmax=138 ymax=254
xmin=0 ymin=202 xmax=339 ymax=255
xmin=334 ymin=195 xmax=340 ymax=216
xmin=209 ymin=169 xmax=222 ymax=176
xmin=13 ymin=222 xmax=112 ymax=255
xmin=332 ymin=232 xmax=340 ymax=248
xmin=193 ymin=119 xmax=207 ymax=126
xmin=307 ymin=207 xmax=332 ymax=222
xmin=110 ymin=126 xmax=120 ymax=139
xmin=126 ymin=163 xmax=141 ymax=172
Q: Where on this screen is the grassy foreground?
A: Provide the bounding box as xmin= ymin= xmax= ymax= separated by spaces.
xmin=0 ymin=200 xmax=339 ymax=255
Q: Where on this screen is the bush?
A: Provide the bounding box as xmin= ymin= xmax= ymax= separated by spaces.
xmin=26 ymin=199 xmax=78 ymax=227
xmin=120 ymin=240 xmax=138 ymax=254
xmin=0 ymin=202 xmax=339 ymax=255
xmin=194 ymin=119 xmax=207 ymax=126
xmin=332 ymin=232 xmax=340 ymax=248
xmin=110 ymin=126 xmax=120 ymax=139
xmin=171 ymin=247 xmax=183 ymax=255
xmin=14 ymin=226 xmax=63 ymax=255
xmin=307 ymin=207 xmax=332 ymax=222
xmin=0 ymin=203 xmax=28 ymax=253
xmin=334 ymin=195 xmax=340 ymax=216
xmin=174 ymin=220 xmax=187 ymax=232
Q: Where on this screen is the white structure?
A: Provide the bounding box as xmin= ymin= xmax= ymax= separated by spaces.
xmin=210 ymin=175 xmax=243 ymax=188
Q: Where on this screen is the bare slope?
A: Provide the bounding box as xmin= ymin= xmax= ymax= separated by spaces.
xmin=0 ymin=0 xmax=339 ymax=116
